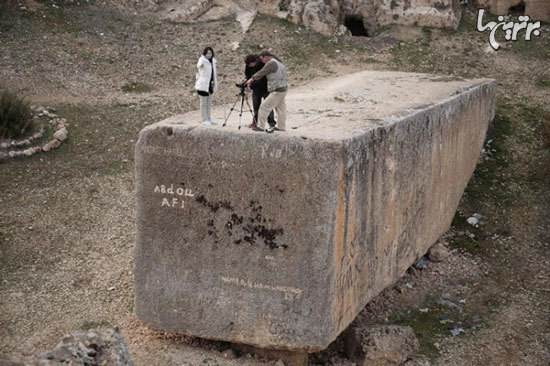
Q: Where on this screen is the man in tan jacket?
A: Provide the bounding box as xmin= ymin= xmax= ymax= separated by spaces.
xmin=245 ymin=50 xmax=288 ymax=133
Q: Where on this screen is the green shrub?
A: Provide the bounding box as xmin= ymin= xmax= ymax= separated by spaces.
xmin=0 ymin=91 xmax=33 ymax=140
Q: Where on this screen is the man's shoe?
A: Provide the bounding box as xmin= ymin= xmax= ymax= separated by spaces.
xmin=202 ymin=120 xmax=212 ymax=126
xmin=266 ymin=126 xmax=275 ymax=133
xmin=208 ymin=119 xmax=217 ymax=125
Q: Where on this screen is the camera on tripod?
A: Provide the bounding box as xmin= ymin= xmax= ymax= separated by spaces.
xmin=235 ymin=81 xmax=247 ymax=95
xmin=223 ymin=81 xmax=254 ymax=128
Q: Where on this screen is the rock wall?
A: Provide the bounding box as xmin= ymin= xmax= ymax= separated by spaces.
xmin=15 ymin=0 xmax=466 ymax=34
xmin=375 ymin=0 xmax=461 ymax=29
xmin=258 ymin=0 xmax=461 ymax=35
xmin=475 ymin=0 xmax=550 ymax=22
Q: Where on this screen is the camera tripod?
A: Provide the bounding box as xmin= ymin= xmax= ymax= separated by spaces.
xmin=223 ymin=86 xmax=254 ymax=129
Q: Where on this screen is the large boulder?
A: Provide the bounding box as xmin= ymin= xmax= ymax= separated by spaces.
xmin=134 ymin=71 xmax=496 ymax=351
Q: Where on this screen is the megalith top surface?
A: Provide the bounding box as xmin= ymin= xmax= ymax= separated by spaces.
xmin=154 ymin=71 xmax=492 ymax=139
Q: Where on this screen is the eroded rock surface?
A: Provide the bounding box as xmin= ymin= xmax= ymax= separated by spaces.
xmin=475 ymin=0 xmax=550 ymax=22
xmin=102 ymin=0 xmax=463 ymax=35
xmin=282 ymin=0 xmax=461 ymax=35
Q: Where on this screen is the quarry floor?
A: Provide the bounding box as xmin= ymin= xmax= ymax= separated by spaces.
xmin=0 ymin=2 xmax=549 ymax=365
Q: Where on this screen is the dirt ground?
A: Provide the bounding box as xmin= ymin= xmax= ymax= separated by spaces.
xmin=0 ymin=2 xmax=549 ymax=365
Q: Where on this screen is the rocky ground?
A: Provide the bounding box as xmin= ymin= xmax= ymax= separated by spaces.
xmin=0 ymin=1 xmax=549 ymax=365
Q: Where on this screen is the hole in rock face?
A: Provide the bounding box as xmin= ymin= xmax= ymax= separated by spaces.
xmin=278 ymin=0 xmax=290 ymax=11
xmin=344 ymin=15 xmax=370 ymax=36
xmin=166 ymin=127 xmax=173 ymax=136
xmin=509 ymin=1 xmax=526 ymax=15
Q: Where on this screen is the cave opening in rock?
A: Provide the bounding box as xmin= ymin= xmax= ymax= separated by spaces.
xmin=509 ymin=1 xmax=526 ymax=15
xmin=344 ymin=15 xmax=370 ymax=36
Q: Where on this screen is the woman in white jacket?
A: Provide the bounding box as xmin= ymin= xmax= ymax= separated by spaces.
xmin=194 ymin=46 xmax=218 ymax=125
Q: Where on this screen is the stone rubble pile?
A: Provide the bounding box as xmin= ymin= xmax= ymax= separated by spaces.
xmin=0 ymin=328 xmax=133 ymax=366
xmin=0 ymin=106 xmax=69 ymax=160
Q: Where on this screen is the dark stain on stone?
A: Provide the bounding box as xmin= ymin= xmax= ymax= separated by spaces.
xmin=196 ymin=195 xmax=234 ymax=212
xmin=199 ymin=197 xmax=285 ymax=249
xmin=240 ymin=210 xmax=285 ymax=249
xmin=166 ymin=127 xmax=173 ymax=136
xmin=196 ymin=195 xmax=208 ymax=205
xmin=207 ymin=219 xmax=218 ymax=237
xmin=219 ymin=201 xmax=233 ymax=210
xmin=231 ymin=213 xmax=243 ymax=225
xmin=250 ymin=200 xmax=262 ymax=212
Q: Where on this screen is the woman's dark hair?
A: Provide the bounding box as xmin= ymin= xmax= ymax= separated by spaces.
xmin=202 ymin=46 xmax=215 ymax=58
xmin=258 ymin=49 xmax=281 ymax=62
xmin=258 ymin=50 xmax=273 ymax=58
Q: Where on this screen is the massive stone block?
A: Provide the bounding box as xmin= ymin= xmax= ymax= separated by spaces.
xmin=135 ymin=71 xmax=496 ymax=351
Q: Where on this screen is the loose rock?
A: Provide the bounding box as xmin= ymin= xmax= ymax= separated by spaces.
xmin=467 ymin=213 xmax=482 ymax=226
xmin=428 ymin=241 xmax=450 ymax=262
xmin=344 ymin=325 xmax=419 ymax=365
xmin=54 ymin=127 xmax=68 ymax=141
xmin=222 ymin=348 xmax=236 ymax=359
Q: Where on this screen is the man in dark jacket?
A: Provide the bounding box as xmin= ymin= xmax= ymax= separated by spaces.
xmin=244 ymin=54 xmax=275 ymax=128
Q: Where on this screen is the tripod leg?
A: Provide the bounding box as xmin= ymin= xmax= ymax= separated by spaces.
xmin=237 ymin=94 xmax=247 ymax=130
xmin=223 ymin=96 xmax=241 ymax=126
xmin=245 ymin=97 xmax=255 ymax=121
